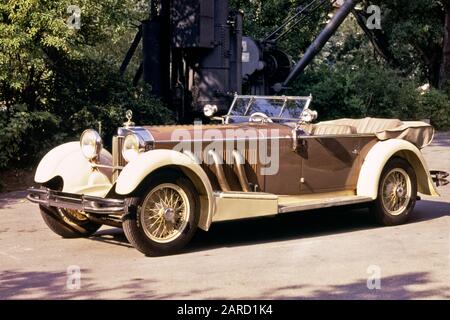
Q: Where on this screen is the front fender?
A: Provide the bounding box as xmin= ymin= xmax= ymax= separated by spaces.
xmin=35 ymin=142 xmax=113 ymax=197
xmin=115 ymin=149 xmax=215 ymax=231
xmin=357 ymin=139 xmax=439 ymax=199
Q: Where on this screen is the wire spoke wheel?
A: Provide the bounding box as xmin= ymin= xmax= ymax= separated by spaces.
xmin=39 ymin=205 xmax=101 ymax=239
xmin=140 ymin=183 xmax=190 ymax=244
xmin=380 ymin=168 xmax=412 ymax=216
xmin=61 ymin=209 xmax=89 ymax=222
xmin=371 ymin=158 xmax=417 ymax=226
xmin=123 ymin=176 xmax=199 ymax=256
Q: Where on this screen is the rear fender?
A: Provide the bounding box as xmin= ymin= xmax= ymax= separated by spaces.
xmin=357 ymin=139 xmax=439 ymax=199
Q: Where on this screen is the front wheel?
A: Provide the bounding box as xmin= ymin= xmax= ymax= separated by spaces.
xmin=370 ymin=157 xmax=418 ymax=226
xmin=123 ymin=176 xmax=199 ymax=256
xmin=40 ymin=205 xmax=102 ymax=238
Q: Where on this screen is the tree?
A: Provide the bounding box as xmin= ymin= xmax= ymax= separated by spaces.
xmin=368 ymin=0 xmax=446 ymax=87
xmin=439 ymin=0 xmax=450 ymax=87
xmin=0 ymin=0 xmax=170 ymax=169
xmin=231 ymin=0 xmax=331 ymax=59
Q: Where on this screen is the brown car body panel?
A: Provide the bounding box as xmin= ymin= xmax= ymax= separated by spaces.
xmin=298 ymin=136 xmax=378 ymax=194
xmin=144 ymin=123 xmax=379 ymax=196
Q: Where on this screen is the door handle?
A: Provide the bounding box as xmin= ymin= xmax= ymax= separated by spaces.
xmin=294 ymin=139 xmax=308 ymax=154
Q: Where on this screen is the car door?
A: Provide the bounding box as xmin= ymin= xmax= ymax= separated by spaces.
xmin=299 ymin=136 xmax=358 ymax=193
xmin=263 ymin=135 xmax=304 ymax=195
xmin=295 ymin=133 xmax=376 ymax=194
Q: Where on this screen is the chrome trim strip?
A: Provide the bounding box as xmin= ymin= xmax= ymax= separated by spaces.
xmin=152 ymin=134 xmax=376 ymax=144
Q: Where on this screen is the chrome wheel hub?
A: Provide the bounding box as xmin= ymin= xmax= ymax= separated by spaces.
xmin=140 ymin=183 xmax=189 ymax=244
xmin=396 ymin=186 xmax=405 ymax=198
xmin=163 ymin=208 xmax=176 ymax=223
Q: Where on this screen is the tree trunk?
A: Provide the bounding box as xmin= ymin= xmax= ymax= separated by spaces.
xmin=439 ymin=0 xmax=450 ymax=88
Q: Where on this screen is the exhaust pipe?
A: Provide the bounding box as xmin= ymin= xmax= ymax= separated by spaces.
xmin=232 ymin=150 xmax=251 ymax=192
xmin=208 ymin=150 xmax=231 ymax=192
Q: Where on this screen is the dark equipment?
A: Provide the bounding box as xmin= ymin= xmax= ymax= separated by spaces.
xmin=121 ymin=0 xmax=244 ymax=121
xmin=121 ymin=0 xmax=386 ymax=121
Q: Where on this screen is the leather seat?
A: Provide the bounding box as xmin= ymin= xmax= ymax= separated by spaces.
xmin=298 ymin=123 xmax=356 ymax=135
xmin=312 ymin=124 xmax=356 ymax=135
xmin=293 ymin=117 xmax=404 ymax=136
xmin=318 ymin=118 xmax=403 ymax=134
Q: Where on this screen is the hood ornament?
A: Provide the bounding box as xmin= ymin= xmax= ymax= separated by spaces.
xmin=124 ymin=109 xmax=135 ymax=127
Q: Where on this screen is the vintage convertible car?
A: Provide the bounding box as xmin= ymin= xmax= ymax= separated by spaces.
xmin=27 ymin=95 xmax=449 ymax=256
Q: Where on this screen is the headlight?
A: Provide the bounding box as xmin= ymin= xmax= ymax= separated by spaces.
xmin=122 ymin=133 xmax=144 ymax=163
xmin=80 ymin=129 xmax=102 ymax=160
xmin=203 ymin=104 xmax=218 ymax=118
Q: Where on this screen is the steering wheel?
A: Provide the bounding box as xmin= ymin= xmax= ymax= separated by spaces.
xmin=249 ymin=112 xmax=273 ymax=123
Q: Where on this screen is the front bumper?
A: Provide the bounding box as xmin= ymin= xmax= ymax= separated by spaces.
xmin=27 ymin=188 xmax=125 ymax=215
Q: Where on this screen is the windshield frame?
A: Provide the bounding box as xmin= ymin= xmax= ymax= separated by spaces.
xmin=225 ymin=95 xmax=313 ymax=123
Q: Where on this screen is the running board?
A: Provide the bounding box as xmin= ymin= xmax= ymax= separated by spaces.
xmin=278 ymin=195 xmax=373 ymax=214
xmin=213 ymin=192 xmax=279 ymax=222
xmin=212 ymin=191 xmax=373 ymax=222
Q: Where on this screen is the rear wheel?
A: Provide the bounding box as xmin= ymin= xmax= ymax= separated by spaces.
xmin=123 ymin=176 xmax=199 ymax=256
xmin=370 ymin=157 xmax=417 ymax=226
xmin=40 ymin=205 xmax=102 ymax=238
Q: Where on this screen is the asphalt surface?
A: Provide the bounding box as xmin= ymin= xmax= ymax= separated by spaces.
xmin=0 ymin=134 xmax=449 ymax=300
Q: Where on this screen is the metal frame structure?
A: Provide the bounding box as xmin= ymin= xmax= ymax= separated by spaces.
xmin=120 ymin=0 xmax=395 ymax=120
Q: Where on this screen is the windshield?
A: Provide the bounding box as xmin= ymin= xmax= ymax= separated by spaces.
xmin=226 ymin=95 xmax=312 ymax=123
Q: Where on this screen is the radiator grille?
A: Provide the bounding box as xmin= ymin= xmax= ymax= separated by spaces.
xmin=112 ymin=136 xmax=126 ymax=182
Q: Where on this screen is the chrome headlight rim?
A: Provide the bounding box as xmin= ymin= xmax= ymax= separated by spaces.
xmin=80 ymin=129 xmax=103 ymax=161
xmin=122 ymin=133 xmax=145 ymax=163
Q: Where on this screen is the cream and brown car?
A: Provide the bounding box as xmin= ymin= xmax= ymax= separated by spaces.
xmin=27 ymin=95 xmax=449 ymax=256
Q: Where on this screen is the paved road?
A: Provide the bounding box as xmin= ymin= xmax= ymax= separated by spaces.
xmin=1 ymin=135 xmax=449 ymax=300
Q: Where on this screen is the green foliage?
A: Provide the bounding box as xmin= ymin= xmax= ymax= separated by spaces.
xmin=286 ymin=10 xmax=450 ymax=129
xmin=231 ymin=0 xmax=331 ymax=59
xmin=291 ymin=53 xmax=450 ymax=129
xmin=0 ymin=0 xmax=171 ymax=170
xmin=292 ymin=60 xmax=420 ymax=121
xmin=0 ymin=108 xmax=63 ymax=168
xmin=234 ymin=0 xmax=450 ymax=129
xmin=419 ymin=88 xmax=450 ymax=130
xmin=369 ymin=0 xmax=445 ymax=85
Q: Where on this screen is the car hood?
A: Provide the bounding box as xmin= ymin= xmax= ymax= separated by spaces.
xmin=143 ymin=122 xmax=293 ymax=143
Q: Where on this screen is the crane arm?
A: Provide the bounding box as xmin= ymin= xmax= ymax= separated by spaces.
xmin=275 ymin=0 xmax=361 ymax=92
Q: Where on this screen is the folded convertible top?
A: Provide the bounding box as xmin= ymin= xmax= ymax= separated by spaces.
xmin=317 ymin=118 xmax=435 ymax=149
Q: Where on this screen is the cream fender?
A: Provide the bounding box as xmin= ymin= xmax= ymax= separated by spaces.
xmin=35 ymin=142 xmax=113 ymax=197
xmin=115 ymin=149 xmax=215 ymax=231
xmin=357 ymin=139 xmax=439 ymax=199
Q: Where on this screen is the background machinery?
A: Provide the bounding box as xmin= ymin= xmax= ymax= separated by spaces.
xmin=121 ymin=0 xmax=386 ymax=121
